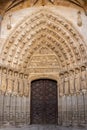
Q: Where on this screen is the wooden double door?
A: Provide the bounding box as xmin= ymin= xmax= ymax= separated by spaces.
xmin=31 ymin=79 xmax=58 ymax=124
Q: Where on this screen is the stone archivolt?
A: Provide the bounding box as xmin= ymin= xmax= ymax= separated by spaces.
xmin=1 ymin=8 xmax=87 ymax=75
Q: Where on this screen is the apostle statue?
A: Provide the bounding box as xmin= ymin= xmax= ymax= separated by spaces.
xmin=59 ymin=74 xmax=64 ymax=97
xmin=0 ymin=68 xmax=7 ymax=93
xmin=7 ymin=70 xmax=13 ymax=94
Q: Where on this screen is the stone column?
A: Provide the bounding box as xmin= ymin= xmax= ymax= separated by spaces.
xmin=69 ymin=70 xmax=75 ymax=126
xmin=13 ymin=71 xmax=19 ymax=125
xmin=28 ymin=81 xmax=31 ymax=125
xmin=64 ymin=72 xmax=69 ymax=126
xmin=57 ymin=81 xmax=59 ymax=125
xmin=74 ymin=68 xmax=81 ymax=126
xmin=0 ymin=67 xmax=3 ymax=124
xmin=23 ymin=75 xmax=30 ymax=124
xmin=58 ymin=73 xmax=64 ymax=125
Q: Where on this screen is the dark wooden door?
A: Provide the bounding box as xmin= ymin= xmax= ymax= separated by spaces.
xmin=31 ymin=79 xmax=58 ymax=124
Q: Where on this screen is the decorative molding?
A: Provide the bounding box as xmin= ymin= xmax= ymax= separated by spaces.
xmin=1 ymin=8 xmax=87 ymax=77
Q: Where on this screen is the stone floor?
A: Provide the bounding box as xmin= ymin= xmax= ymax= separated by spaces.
xmin=0 ymin=125 xmax=87 ymax=130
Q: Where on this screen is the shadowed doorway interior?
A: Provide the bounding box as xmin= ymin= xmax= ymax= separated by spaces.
xmin=30 ymin=79 xmax=58 ymax=124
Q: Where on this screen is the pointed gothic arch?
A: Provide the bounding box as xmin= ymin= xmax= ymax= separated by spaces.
xmin=1 ymin=8 xmax=87 ymax=75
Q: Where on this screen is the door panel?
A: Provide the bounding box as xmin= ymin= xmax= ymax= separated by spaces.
xmin=31 ymin=79 xmax=58 ymax=124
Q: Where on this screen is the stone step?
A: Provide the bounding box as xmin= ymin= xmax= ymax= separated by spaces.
xmin=0 ymin=125 xmax=87 ymax=130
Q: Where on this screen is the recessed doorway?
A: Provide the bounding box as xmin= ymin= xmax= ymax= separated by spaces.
xmin=30 ymin=79 xmax=58 ymax=124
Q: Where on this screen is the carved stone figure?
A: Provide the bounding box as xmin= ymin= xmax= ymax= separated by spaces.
xmin=77 ymin=11 xmax=82 ymax=27
xmin=75 ymin=68 xmax=80 ymax=93
xmin=81 ymin=66 xmax=87 ymax=90
xmin=18 ymin=73 xmax=24 ymax=96
xmin=7 ymin=70 xmax=13 ymax=93
xmin=23 ymin=75 xmax=29 ymax=97
xmin=69 ymin=70 xmax=75 ymax=94
xmin=0 ymin=68 xmax=7 ymax=93
xmin=64 ymin=72 xmax=69 ymax=95
xmin=13 ymin=71 xmax=19 ymax=95
xmin=59 ymin=74 xmax=64 ymax=97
